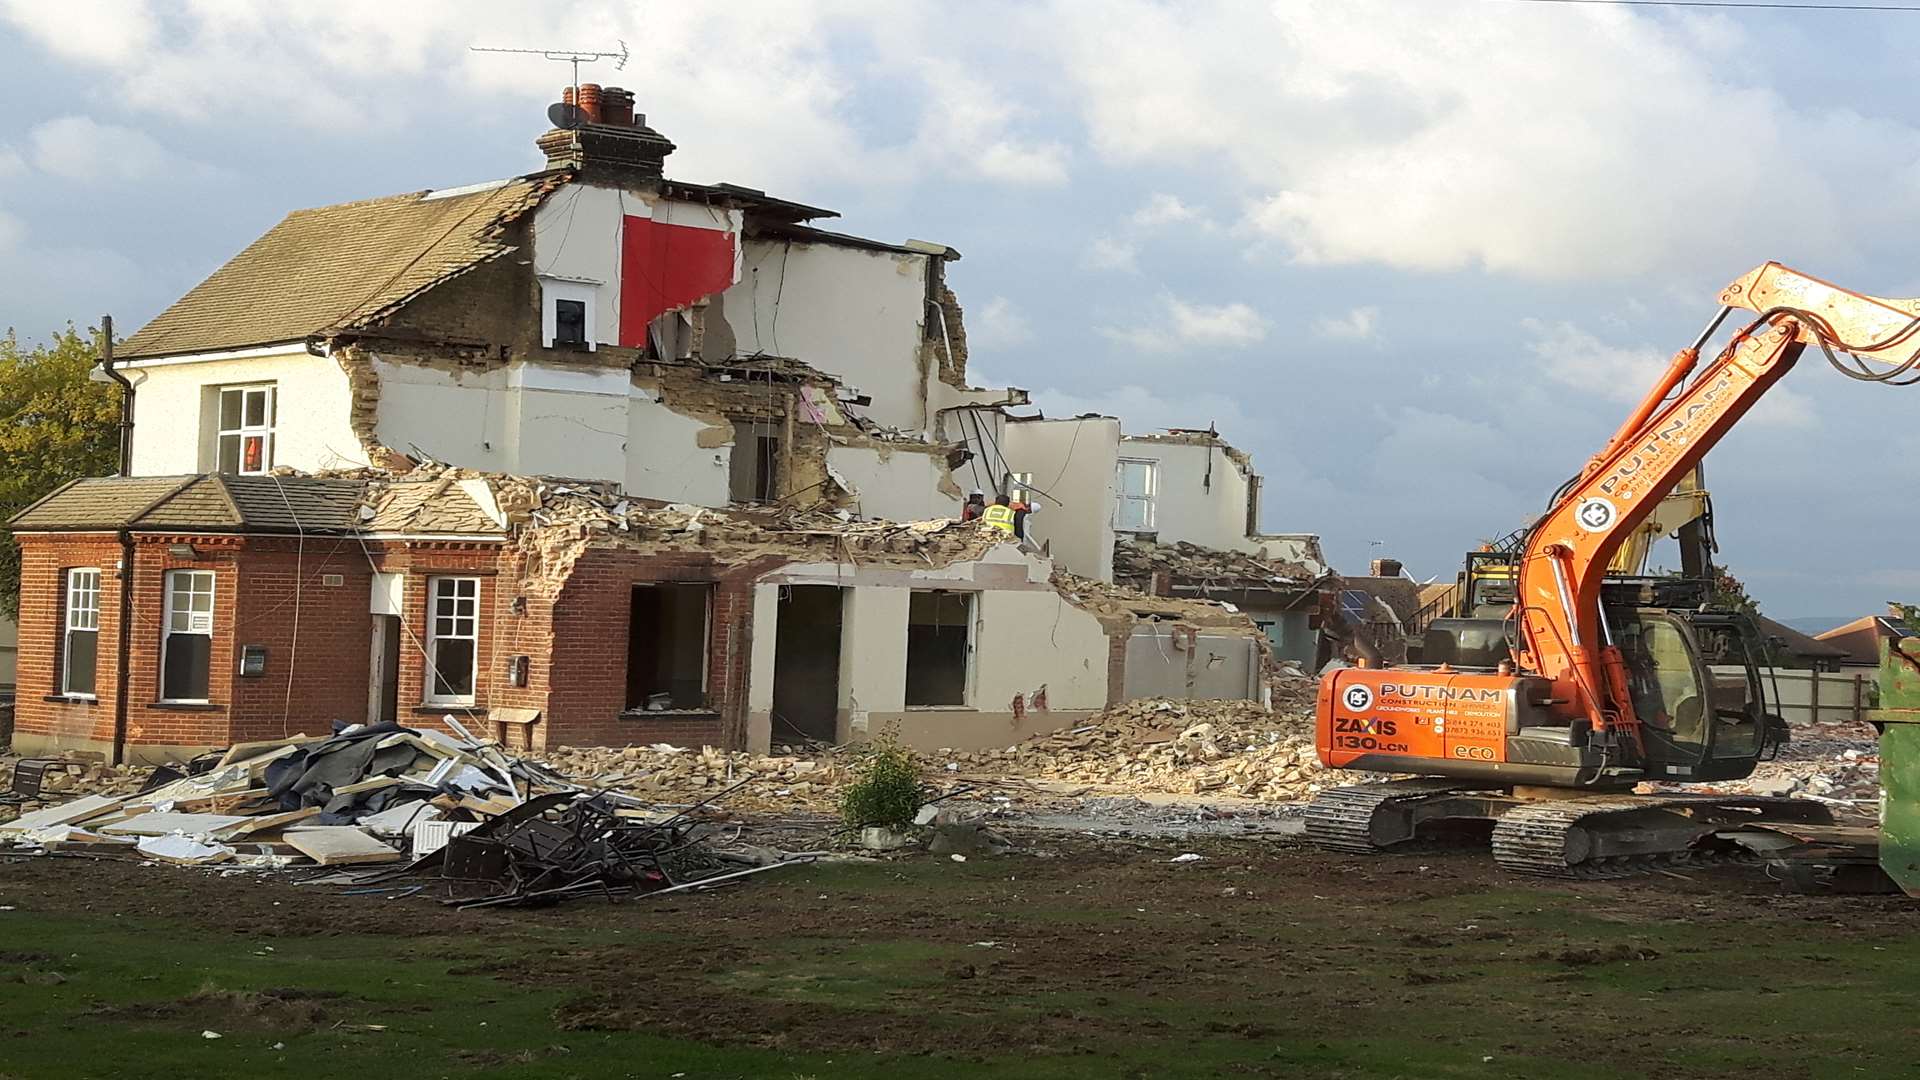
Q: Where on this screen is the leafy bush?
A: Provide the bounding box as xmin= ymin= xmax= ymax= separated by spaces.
xmin=839 ymin=731 xmax=923 ymax=829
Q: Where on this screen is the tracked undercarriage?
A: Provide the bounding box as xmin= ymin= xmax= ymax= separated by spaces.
xmin=1304 ymin=779 xmax=1875 ymax=881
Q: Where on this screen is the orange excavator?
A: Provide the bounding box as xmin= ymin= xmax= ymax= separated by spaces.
xmin=1309 ymin=263 xmax=1920 ymax=877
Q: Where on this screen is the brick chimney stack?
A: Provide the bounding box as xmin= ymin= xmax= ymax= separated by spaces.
xmin=538 ymin=84 xmax=675 ymax=181
xmin=1370 ymin=557 xmax=1403 ymax=578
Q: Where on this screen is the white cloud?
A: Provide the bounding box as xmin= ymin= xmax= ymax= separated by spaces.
xmin=1027 ymin=382 xmax=1256 ymax=436
xmin=1056 ymin=0 xmax=1920 ymax=280
xmin=1 ymin=0 xmax=156 ymax=64
xmin=1082 ymin=235 xmax=1137 ymax=272
xmin=1523 ymin=319 xmax=1814 ymax=428
xmin=911 ymin=63 xmax=1070 ymax=187
xmin=1130 ymin=192 xmax=1204 ymax=229
xmin=1314 ymin=305 xmax=1379 ymax=343
xmin=970 ymin=296 xmax=1033 ymax=349
xmin=0 ymin=145 xmax=23 ymax=179
xmin=1100 ymin=295 xmax=1268 ymax=352
xmin=26 ymin=116 xmax=192 ymax=184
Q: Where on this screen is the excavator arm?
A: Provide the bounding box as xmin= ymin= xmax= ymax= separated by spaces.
xmin=1515 ymin=263 xmax=1920 ymax=755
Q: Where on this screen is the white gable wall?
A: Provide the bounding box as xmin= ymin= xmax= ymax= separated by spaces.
xmin=124 ymin=347 xmax=366 ymax=476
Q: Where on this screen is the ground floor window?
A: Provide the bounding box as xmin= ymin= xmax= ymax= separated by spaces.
xmin=62 ymin=568 xmax=99 ymax=697
xmin=427 ymin=576 xmax=479 ymax=704
xmin=627 ymin=583 xmax=712 ymax=711
xmin=905 ymin=590 xmax=972 ymax=707
xmin=162 ymin=569 xmax=215 ymax=702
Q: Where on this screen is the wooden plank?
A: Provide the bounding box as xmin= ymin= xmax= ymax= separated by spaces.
xmin=332 ymin=775 xmax=405 ymax=797
xmin=98 ymin=812 xmax=251 ymax=837
xmin=282 ymin=827 xmax=403 ymax=866
xmin=0 ymin=795 xmax=125 ymax=835
xmin=173 ymin=788 xmax=274 ymax=815
xmin=217 ymin=736 xmax=316 ymax=769
xmin=212 ymin=806 xmax=322 ymax=841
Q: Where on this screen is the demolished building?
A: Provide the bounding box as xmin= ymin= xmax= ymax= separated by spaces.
xmin=11 ymin=86 xmax=1324 ymax=763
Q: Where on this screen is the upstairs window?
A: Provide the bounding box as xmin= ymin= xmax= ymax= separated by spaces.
xmin=540 ymin=278 xmax=598 ymax=352
xmin=1115 ymin=459 xmax=1158 ymax=532
xmin=62 ymin=568 xmax=99 ymax=697
xmin=553 ymin=299 xmax=588 ymax=347
xmin=218 ymin=385 xmax=275 ymax=474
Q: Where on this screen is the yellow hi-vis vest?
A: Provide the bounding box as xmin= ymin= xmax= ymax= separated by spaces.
xmin=982 ymin=503 xmax=1016 ymax=534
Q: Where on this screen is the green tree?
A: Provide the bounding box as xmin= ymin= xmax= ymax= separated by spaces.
xmin=0 ymin=325 xmax=121 ymax=617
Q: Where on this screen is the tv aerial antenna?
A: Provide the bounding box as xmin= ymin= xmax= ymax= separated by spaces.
xmin=470 ymin=41 xmax=629 ymax=126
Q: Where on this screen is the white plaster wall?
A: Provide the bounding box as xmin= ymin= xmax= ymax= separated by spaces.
xmin=624 ymin=393 xmax=732 ymax=505
xmin=372 ymin=358 xmax=512 ymax=469
xmin=125 ymin=348 xmax=365 ymax=476
xmin=827 ymin=444 xmax=958 ymax=522
xmin=838 ymin=585 xmax=911 ymax=733
xmin=720 ymin=239 xmax=930 ymax=433
xmin=532 ymin=184 xmax=624 ymax=344
xmin=1118 ymin=440 xmax=1256 ymax=551
xmin=971 ymin=588 xmax=1110 ymax=711
xmin=1004 ymin=417 xmax=1121 ymax=581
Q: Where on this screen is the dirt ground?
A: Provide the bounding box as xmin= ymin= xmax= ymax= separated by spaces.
xmin=3 ymin=825 xmax=1919 ymax=1079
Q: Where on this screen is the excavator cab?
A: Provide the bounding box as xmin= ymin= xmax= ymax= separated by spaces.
xmin=1615 ymin=608 xmax=1785 ymax=782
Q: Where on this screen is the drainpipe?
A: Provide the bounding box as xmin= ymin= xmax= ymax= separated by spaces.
xmin=98 ymin=315 xmax=134 ymax=475
xmin=111 ymin=529 xmax=135 ymax=766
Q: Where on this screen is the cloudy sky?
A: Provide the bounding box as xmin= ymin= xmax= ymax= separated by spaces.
xmin=2 ymin=0 xmax=1917 ymax=622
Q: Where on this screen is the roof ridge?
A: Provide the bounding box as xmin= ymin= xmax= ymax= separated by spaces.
xmin=128 ymin=475 xmax=210 ymax=527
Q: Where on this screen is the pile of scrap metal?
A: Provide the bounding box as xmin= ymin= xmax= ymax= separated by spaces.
xmin=383 ymin=782 xmax=822 ymax=909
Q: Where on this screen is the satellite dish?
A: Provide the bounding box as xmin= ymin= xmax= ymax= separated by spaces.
xmin=547 ymin=102 xmax=586 ymax=129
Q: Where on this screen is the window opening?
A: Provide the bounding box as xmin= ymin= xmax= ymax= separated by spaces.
xmin=627 ymin=583 xmax=712 ymax=711
xmin=906 ymin=590 xmax=971 ymax=707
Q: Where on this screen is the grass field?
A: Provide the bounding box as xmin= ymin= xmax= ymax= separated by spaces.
xmin=1 ymin=836 xmax=1917 ymax=1079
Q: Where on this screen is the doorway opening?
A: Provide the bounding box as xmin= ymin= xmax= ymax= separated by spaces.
xmin=626 ymin=583 xmax=712 ymax=711
xmin=906 ymin=590 xmax=972 ymax=707
xmin=772 ymin=585 xmax=844 ymax=743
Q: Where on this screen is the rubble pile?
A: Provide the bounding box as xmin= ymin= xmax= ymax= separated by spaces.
xmin=1653 ymin=719 xmax=1882 ymax=803
xmin=942 ymin=693 xmax=1340 ymax=801
xmin=536 ymin=743 xmax=853 ymax=813
xmin=1051 ymin=570 xmax=1266 ymax=633
xmin=1113 ymin=538 xmax=1322 ymax=588
xmin=1 ymin=720 xmax=814 ymax=903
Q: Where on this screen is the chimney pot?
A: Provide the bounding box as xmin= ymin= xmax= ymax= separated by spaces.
xmin=601 ymin=86 xmax=635 ymax=126
xmin=576 ymin=83 xmax=603 ymax=124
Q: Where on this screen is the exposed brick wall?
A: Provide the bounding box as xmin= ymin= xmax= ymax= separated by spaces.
xmin=539 ymin=547 xmax=785 ymax=750
xmin=15 ymin=528 xmax=793 ymax=755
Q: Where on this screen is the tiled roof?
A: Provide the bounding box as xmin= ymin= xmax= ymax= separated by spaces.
xmin=118 ymin=177 xmax=556 ymax=360
xmin=10 ymin=474 xmax=502 ymax=538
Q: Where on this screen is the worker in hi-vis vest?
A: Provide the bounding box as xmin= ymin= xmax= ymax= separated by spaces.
xmin=981 ymin=494 xmax=1016 ymax=535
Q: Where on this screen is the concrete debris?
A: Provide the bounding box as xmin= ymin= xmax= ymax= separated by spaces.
xmin=1644 ymin=719 xmax=1881 ymax=804
xmin=1052 ymin=570 xmax=1267 ymax=636
xmin=1114 ymin=538 xmax=1324 ymax=590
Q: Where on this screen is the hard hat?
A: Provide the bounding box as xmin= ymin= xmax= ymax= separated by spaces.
xmin=970 ymin=488 xmax=985 ymax=497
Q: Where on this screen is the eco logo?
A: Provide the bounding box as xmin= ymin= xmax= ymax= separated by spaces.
xmin=1575 ymin=496 xmax=1616 ymax=532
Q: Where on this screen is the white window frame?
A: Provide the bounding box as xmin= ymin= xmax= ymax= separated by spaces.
xmin=539 ymin=277 xmax=599 ymax=352
xmin=1008 ymin=471 xmax=1035 ymax=505
xmin=1115 ymin=458 xmax=1158 ymax=532
xmin=161 ymin=569 xmax=217 ymax=704
xmin=217 ymin=384 xmax=276 ymax=475
xmin=425 ymin=576 xmax=480 ymax=705
xmin=61 ymin=568 xmax=100 ymax=699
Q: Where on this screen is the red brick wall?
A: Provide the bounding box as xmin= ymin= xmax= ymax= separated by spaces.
xmin=539 ymin=548 xmax=784 ymax=750
xmin=13 ymin=528 xmax=789 ymax=756
xmin=15 ymin=533 xmax=125 ymax=752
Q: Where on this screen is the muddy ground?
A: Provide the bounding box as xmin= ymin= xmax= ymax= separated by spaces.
xmin=3 ymin=825 xmax=1918 ymax=1079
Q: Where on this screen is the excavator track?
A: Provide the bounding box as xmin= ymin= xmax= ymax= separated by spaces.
xmin=1489 ymin=794 xmax=1837 ymax=878
xmin=1303 ymin=779 xmax=1492 ymax=853
xmin=1307 ymin=782 xmax=1843 ymax=879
